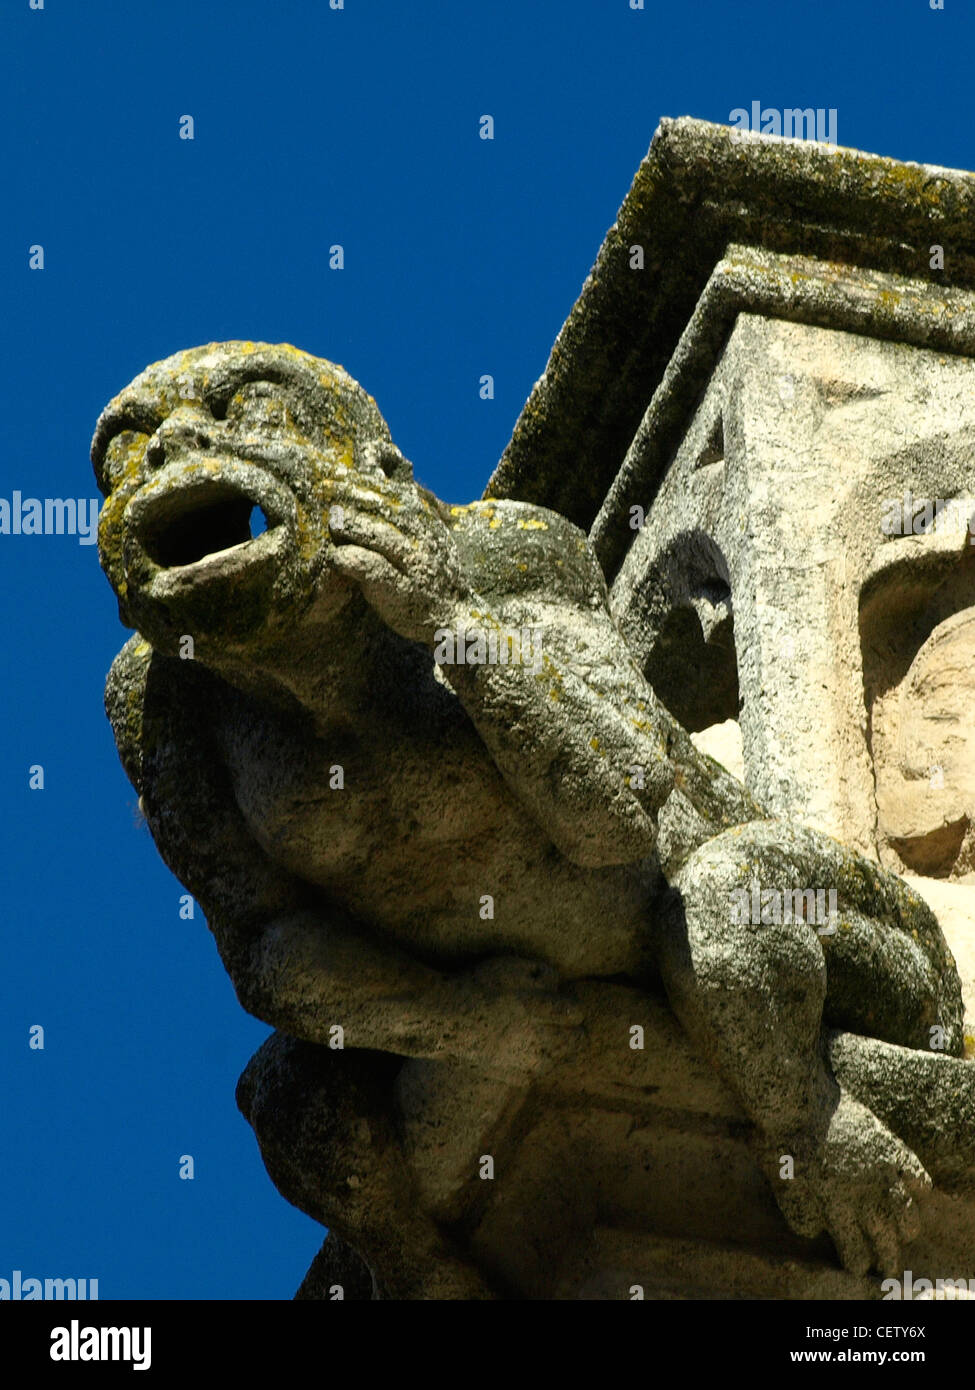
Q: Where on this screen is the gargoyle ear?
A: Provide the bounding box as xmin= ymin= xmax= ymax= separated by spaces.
xmin=365 ymin=439 xmax=414 ymax=483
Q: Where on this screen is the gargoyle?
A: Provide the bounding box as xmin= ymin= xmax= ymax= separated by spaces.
xmin=93 ymin=341 xmax=967 ymax=1297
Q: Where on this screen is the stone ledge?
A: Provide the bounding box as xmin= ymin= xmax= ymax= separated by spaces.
xmin=486 ymin=117 xmax=975 ymax=534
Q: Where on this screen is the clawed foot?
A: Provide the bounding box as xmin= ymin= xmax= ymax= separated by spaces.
xmin=763 ymin=1089 xmax=931 ymax=1276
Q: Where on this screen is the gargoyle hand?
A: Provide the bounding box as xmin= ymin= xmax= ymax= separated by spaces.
xmin=327 ymin=470 xmax=471 ymax=645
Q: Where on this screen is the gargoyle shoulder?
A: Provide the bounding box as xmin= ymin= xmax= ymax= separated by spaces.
xmin=104 ymin=634 xmax=154 ymax=795
xmin=442 ymin=498 xmax=609 ymax=608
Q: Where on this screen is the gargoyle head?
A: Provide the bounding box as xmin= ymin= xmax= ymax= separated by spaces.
xmin=92 ymin=341 xmax=406 ymax=660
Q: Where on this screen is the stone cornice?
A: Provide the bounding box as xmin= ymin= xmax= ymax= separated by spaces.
xmin=485 ymin=116 xmax=975 ymax=535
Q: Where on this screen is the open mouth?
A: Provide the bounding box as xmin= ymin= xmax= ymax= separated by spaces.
xmin=138 ymin=483 xmax=271 ymax=568
xmin=125 ymin=463 xmax=298 ymax=583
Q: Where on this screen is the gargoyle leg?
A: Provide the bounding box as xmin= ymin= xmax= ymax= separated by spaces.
xmin=654 ymin=819 xmax=951 ymax=1273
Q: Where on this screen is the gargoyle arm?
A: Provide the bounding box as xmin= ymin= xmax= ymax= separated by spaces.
xmin=440 ymin=502 xmax=757 ymax=868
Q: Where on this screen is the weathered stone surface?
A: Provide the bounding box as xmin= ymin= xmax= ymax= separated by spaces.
xmin=92 ymin=118 xmax=975 ymax=1299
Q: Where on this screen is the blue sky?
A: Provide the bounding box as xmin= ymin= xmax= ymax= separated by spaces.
xmin=2 ymin=0 xmax=973 ymax=1300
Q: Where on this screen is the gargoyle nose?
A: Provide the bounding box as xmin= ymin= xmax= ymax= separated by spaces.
xmin=146 ymin=411 xmax=213 ymax=468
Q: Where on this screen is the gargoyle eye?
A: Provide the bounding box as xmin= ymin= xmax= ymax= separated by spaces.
xmin=202 ymin=379 xmax=269 ymax=420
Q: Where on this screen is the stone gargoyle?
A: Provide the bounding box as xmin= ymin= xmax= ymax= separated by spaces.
xmin=92 ymin=340 xmax=975 ymax=1299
